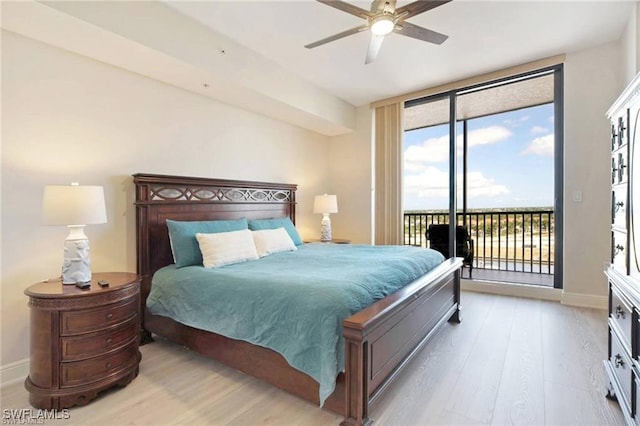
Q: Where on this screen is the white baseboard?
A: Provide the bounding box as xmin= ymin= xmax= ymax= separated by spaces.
xmin=462 ymin=279 xmax=562 ymax=301
xmin=1 ymin=358 xmax=29 ymax=388
xmin=461 ymin=279 xmax=607 ymax=310
xmin=561 ymin=291 xmax=608 ymax=310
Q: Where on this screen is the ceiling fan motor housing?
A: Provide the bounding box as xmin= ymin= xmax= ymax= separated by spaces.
xmin=370 ymin=14 xmax=396 ymax=36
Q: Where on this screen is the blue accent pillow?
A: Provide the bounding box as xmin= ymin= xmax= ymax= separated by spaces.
xmin=167 ymin=218 xmax=248 ymax=267
xmin=248 ymin=217 xmax=302 ymax=246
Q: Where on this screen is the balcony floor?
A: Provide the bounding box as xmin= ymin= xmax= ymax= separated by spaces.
xmin=469 ymin=268 xmax=554 ymax=287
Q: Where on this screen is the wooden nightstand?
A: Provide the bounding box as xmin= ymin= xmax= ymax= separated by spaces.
xmin=306 ymin=238 xmax=351 ymax=244
xmin=24 ymin=272 xmax=141 ymax=410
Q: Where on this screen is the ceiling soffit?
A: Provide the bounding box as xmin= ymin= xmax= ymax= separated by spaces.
xmin=404 ymin=73 xmax=554 ymax=131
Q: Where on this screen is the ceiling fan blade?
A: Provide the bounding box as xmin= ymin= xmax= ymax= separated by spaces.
xmin=365 ymin=34 xmax=385 ymax=64
xmin=316 ymin=0 xmax=372 ymax=19
xmin=396 ymin=0 xmax=452 ymax=20
xmin=394 ymin=21 xmax=448 ymax=44
xmin=305 ymin=24 xmax=370 ymax=49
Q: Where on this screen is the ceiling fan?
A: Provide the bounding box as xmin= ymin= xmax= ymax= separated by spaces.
xmin=305 ymin=0 xmax=451 ymax=64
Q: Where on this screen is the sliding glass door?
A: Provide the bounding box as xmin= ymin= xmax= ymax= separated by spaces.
xmin=403 ymin=65 xmax=563 ymax=288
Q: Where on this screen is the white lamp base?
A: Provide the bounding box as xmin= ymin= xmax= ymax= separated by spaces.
xmin=320 ymin=213 xmax=332 ymax=242
xmin=62 ymin=226 xmax=92 ymax=284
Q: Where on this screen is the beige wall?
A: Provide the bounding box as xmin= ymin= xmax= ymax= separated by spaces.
xmin=1 ymin=31 xmax=331 ymax=366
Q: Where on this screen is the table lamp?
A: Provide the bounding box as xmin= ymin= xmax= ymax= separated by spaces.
xmin=42 ymin=183 xmax=107 ymax=284
xmin=313 ymin=194 xmax=338 ymax=242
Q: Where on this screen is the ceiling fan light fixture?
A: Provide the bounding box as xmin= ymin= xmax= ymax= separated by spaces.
xmin=370 ymin=15 xmax=395 ymax=36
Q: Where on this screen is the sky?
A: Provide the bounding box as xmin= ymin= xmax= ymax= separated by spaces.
xmin=404 ymin=103 xmax=555 ymax=211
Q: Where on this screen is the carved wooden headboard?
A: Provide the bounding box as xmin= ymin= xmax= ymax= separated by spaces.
xmin=133 ymin=173 xmax=297 ymax=307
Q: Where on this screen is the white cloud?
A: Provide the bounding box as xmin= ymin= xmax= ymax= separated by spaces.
xmin=522 ymin=134 xmax=554 ymax=157
xmin=467 ymin=126 xmax=513 ymax=147
xmin=466 ymin=171 xmax=510 ymax=197
xmin=531 ymin=125 xmax=548 ymax=134
xmin=404 ymin=125 xmax=512 ymax=169
xmin=405 ymin=135 xmax=449 ymax=166
xmin=404 ymin=167 xmax=449 ymax=198
xmin=404 ymin=167 xmax=509 ymax=199
xmin=504 ymin=115 xmax=530 ymax=127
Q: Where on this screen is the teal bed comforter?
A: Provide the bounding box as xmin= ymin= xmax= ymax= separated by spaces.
xmin=147 ymin=243 xmax=445 ymax=405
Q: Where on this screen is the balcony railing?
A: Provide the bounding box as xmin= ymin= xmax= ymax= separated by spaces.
xmin=404 ymin=210 xmax=554 ymax=275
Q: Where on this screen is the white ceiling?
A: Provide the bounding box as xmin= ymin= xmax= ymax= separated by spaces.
xmin=167 ymin=0 xmax=634 ymax=106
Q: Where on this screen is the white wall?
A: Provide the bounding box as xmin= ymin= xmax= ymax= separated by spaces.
xmin=328 ymin=105 xmax=374 ymax=244
xmin=621 ymin=1 xmax=639 ymax=85
xmin=562 ymin=41 xmax=623 ymax=303
xmin=1 ymin=31 xmax=331 ymax=367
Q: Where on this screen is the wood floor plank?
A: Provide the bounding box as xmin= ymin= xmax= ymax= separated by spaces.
xmin=542 ymin=301 xmax=609 ymax=392
xmin=370 ymin=291 xmax=495 ymax=425
xmin=443 ymin=294 xmax=517 ymax=423
xmin=541 ymin=300 xmax=625 ymax=425
xmin=490 ymin=297 xmax=545 ymax=426
xmin=544 ymin=380 xmax=624 ymax=425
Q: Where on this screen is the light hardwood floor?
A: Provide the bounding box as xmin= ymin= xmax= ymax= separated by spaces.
xmin=1 ymin=291 xmax=626 ymax=425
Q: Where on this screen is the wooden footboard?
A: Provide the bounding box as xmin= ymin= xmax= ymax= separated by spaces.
xmin=341 ymin=258 xmax=462 ymax=425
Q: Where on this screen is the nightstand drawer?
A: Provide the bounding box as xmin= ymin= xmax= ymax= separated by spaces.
xmin=609 ymin=329 xmax=633 ymax=408
xmin=60 ymin=342 xmax=139 ymax=388
xmin=61 ymin=316 xmax=138 ymax=361
xmin=611 ymin=285 xmax=633 ymax=349
xmin=60 ymin=298 xmax=137 ymax=336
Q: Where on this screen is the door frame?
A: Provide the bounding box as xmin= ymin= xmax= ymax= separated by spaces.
xmin=404 ymin=64 xmax=564 ymax=288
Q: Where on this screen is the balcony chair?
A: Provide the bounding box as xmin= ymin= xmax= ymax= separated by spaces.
xmin=426 ymin=224 xmax=474 ymax=279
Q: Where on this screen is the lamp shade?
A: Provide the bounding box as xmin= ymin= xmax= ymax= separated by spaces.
xmin=42 ymin=184 xmax=107 ymax=226
xmin=313 ymin=194 xmax=338 ymax=214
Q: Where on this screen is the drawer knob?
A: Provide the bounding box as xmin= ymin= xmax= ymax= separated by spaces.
xmin=615 ymin=354 xmax=625 ymax=369
xmin=106 ymin=362 xmax=112 ymax=370
xmin=106 ymin=337 xmax=113 ymax=344
xmin=615 ymin=201 xmax=625 ymax=212
xmin=615 ymin=244 xmax=625 ymax=255
xmin=615 ymin=305 xmax=625 ymax=319
xmin=106 ymin=313 xmax=113 ymax=320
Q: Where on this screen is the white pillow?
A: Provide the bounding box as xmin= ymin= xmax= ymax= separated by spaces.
xmin=196 ymin=229 xmax=259 ymax=268
xmin=252 ymin=227 xmax=297 ymax=258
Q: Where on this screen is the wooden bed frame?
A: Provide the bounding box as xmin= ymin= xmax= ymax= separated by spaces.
xmin=134 ymin=173 xmax=462 ymax=425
